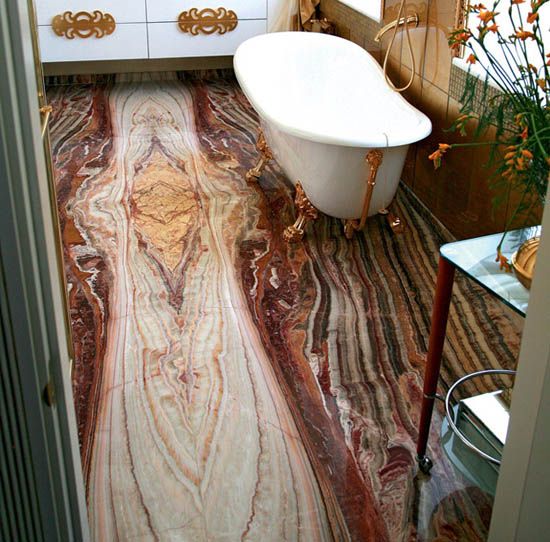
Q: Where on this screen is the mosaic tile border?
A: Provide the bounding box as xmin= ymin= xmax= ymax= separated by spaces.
xmin=449 ymin=62 xmax=501 ymax=112
xmin=320 ymin=0 xmax=382 ymax=51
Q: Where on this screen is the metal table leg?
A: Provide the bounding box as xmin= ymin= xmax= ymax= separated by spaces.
xmin=417 ymin=255 xmax=456 ymax=473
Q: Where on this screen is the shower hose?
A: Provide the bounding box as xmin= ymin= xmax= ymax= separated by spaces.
xmin=382 ymin=0 xmax=416 ymax=92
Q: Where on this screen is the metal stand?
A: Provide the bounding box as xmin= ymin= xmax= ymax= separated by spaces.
xmin=416 ymin=256 xmax=456 ymax=473
xmin=444 ymin=369 xmax=516 ymax=465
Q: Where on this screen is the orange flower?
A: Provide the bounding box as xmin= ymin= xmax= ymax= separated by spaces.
xmin=527 ymin=11 xmax=539 ymax=23
xmin=428 ymin=144 xmax=451 ymax=169
xmin=478 ymin=10 xmax=496 ymax=23
xmin=511 ymin=0 xmax=525 ymax=4
xmin=487 ymin=23 xmax=499 ymax=32
xmin=428 ymin=150 xmax=442 ymax=168
xmin=496 ymin=250 xmax=512 ymax=273
xmin=521 ymin=149 xmax=534 ymax=159
xmin=455 ymin=114 xmax=471 ymax=135
xmin=515 ymin=28 xmax=535 ymax=40
xmin=467 ymin=53 xmax=477 ymax=64
xmin=449 ymin=29 xmax=472 ymax=49
xmin=521 ymin=126 xmax=529 ymax=140
xmin=537 ymin=78 xmax=546 ymax=90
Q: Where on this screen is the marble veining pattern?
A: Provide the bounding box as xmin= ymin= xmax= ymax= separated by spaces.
xmin=49 ymin=73 xmax=521 ymax=542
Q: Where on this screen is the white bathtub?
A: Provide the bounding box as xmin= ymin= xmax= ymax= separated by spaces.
xmin=234 ymin=32 xmax=432 ymax=229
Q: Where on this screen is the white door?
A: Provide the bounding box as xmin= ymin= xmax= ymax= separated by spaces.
xmin=0 ymin=0 xmax=88 ymax=539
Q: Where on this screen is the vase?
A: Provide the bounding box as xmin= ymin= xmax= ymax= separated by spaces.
xmin=511 ymin=236 xmax=540 ymax=290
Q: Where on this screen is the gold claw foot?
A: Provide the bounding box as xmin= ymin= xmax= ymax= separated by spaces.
xmin=283 ymin=182 xmax=319 ymax=243
xmin=343 ymin=219 xmax=358 ymax=240
xmin=246 ymin=131 xmax=273 ymax=182
xmin=379 ymin=207 xmax=404 ymax=233
xmin=387 ymin=212 xmax=405 ymax=234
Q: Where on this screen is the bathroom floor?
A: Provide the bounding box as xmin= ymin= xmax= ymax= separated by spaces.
xmin=49 ymin=73 xmax=521 ymax=542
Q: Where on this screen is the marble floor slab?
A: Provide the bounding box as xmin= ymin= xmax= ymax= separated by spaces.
xmin=49 ymin=73 xmax=521 ymax=542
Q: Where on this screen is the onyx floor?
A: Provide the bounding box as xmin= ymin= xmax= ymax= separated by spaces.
xmin=48 ymin=73 xmax=521 ymax=542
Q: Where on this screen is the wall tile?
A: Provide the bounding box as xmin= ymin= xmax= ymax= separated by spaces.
xmin=463 ymin=145 xmax=509 ymax=236
xmin=402 ymin=144 xmax=417 ymax=188
xmin=400 ymin=64 xmax=424 ymax=108
xmin=422 ymin=0 xmax=457 ymax=91
xmin=422 ymin=26 xmax=453 ymax=92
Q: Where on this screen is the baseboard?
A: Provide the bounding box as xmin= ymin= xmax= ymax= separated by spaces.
xmin=43 ymin=56 xmax=234 ymax=76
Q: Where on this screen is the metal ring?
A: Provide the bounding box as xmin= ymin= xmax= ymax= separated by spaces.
xmin=444 ymin=368 xmax=516 ymax=465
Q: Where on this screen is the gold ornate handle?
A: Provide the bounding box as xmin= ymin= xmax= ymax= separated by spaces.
xmin=52 ymin=10 xmax=116 ymax=39
xmin=177 ymin=7 xmax=238 ymax=36
xmin=40 ymin=105 xmax=53 ymax=139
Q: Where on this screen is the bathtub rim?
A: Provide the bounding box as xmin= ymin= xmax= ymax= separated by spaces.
xmin=234 ymin=32 xmax=433 ymax=149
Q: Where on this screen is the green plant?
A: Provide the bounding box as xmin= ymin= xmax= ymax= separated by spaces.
xmin=429 ymin=0 xmax=549 ymax=268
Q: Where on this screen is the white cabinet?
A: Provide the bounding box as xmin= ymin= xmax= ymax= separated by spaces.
xmin=35 ymin=0 xmax=146 ymax=25
xmin=38 ymin=24 xmax=147 ymax=62
xmin=148 ymin=20 xmax=267 ymax=58
xmin=146 ymin=0 xmax=266 ymax=23
xmin=35 ymin=0 xmax=269 ymax=64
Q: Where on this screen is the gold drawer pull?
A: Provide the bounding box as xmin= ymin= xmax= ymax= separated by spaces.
xmin=52 ymin=10 xmax=116 ymax=39
xmin=178 ymin=7 xmax=238 ymax=36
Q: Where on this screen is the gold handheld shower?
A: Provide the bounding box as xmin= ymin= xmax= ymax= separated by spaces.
xmin=379 ymin=0 xmax=419 ymax=93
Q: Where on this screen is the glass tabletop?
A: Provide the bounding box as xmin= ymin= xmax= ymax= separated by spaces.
xmin=440 ymin=227 xmax=540 ymax=317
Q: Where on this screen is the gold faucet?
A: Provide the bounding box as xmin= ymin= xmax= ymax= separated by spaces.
xmin=374 ymin=13 xmax=419 ymax=42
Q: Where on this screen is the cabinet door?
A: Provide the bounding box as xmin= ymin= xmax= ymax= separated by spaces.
xmin=148 ymin=19 xmax=266 ymax=58
xmin=39 ymin=24 xmax=148 ymax=62
xmin=146 ymin=0 xmax=266 ymax=23
xmin=35 ymin=0 xmax=146 ymax=25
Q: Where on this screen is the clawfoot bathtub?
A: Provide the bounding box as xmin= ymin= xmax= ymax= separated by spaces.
xmin=234 ymin=32 xmax=432 ymax=242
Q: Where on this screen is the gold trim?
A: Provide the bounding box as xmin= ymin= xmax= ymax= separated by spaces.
xmin=344 ymin=149 xmax=384 ymax=239
xmin=283 ymin=182 xmax=319 ymax=243
xmin=52 ymin=10 xmax=116 ymax=39
xmin=178 ymin=8 xmax=238 ymax=36
xmin=246 ymin=131 xmax=273 ymax=182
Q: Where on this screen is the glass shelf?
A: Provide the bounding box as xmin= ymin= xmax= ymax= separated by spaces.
xmin=436 ymin=228 xmax=535 ymax=485
xmin=440 ymin=227 xmax=540 ymax=317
